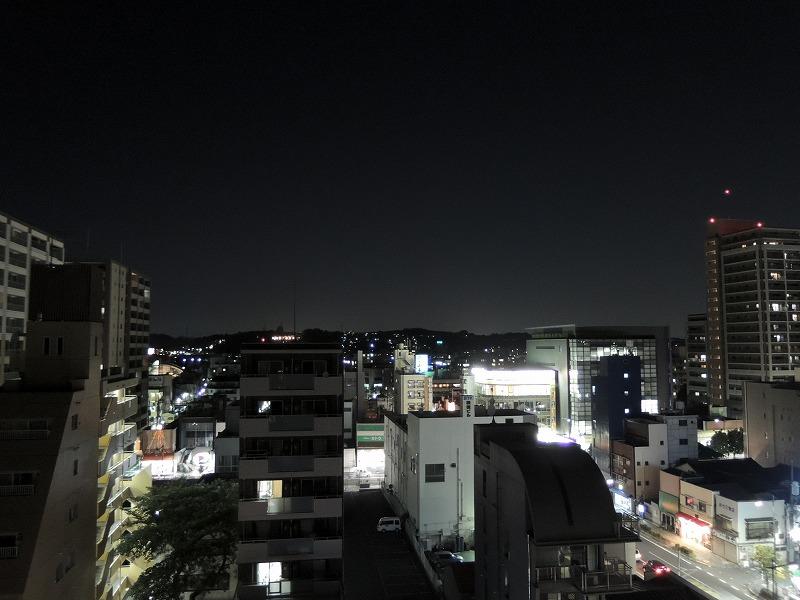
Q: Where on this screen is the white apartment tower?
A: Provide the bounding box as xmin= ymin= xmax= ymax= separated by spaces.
xmin=0 ymin=212 xmax=65 ymax=385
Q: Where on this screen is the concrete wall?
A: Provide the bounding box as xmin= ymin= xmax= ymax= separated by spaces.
xmin=744 ymin=381 xmax=800 ymax=468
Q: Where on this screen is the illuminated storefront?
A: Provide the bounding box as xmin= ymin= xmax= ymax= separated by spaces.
xmin=677 ymin=512 xmax=711 ymax=547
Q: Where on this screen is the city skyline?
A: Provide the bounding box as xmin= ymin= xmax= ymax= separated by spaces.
xmin=4 ymin=3 xmax=800 ymax=336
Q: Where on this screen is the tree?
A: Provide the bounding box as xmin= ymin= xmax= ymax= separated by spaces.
xmin=116 ymin=478 xmax=238 ymax=600
xmin=709 ymin=430 xmax=731 ymax=456
xmin=752 ymin=544 xmax=776 ymax=584
xmin=728 ymin=428 xmax=744 ymax=455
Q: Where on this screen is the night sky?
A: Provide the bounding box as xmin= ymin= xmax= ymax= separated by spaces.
xmin=3 ymin=2 xmax=800 ymax=336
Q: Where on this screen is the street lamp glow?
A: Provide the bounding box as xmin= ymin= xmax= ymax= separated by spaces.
xmin=606 ymin=478 xmax=614 ymax=486
xmin=755 ymin=500 xmax=764 ymax=507
xmin=637 ymin=504 xmax=645 ymax=515
xmin=617 ymin=483 xmax=624 ymax=490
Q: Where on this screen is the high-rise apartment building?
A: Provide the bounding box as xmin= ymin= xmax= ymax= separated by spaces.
xmin=0 ymin=320 xmax=151 ymax=600
xmin=686 ymin=313 xmax=709 ymax=409
xmin=27 ymin=261 xmax=152 ymax=598
xmin=237 ymin=343 xmax=343 ymax=599
xmin=527 ymin=325 xmax=670 ymax=439
xmin=0 ymin=212 xmax=65 ymax=385
xmin=706 ymin=219 xmax=800 ymax=417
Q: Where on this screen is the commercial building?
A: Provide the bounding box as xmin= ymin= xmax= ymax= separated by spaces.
xmin=526 ymin=325 xmax=670 ymax=440
xmin=686 ymin=313 xmax=709 ymax=409
xmin=705 ymin=219 xmax=800 ymax=418
xmin=660 ymin=459 xmax=789 ymax=564
xmin=393 ymin=372 xmax=432 ymax=413
xmin=0 ymin=320 xmax=151 ymax=600
xmin=591 ymin=355 xmax=642 ymax=476
xmin=474 ymin=422 xmax=638 ymax=600
xmin=0 ymin=212 xmax=65 ymax=385
xmin=237 ymin=343 xmax=343 ymax=599
xmin=610 ymin=414 xmax=698 ymax=502
xmin=470 ymin=367 xmax=556 ymax=426
xmin=744 ymin=380 xmax=800 ymax=468
xmin=383 ymin=408 xmax=536 ymax=550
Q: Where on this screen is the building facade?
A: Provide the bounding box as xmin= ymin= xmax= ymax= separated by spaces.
xmin=237 ymin=343 xmax=343 ymax=599
xmin=686 ymin=313 xmax=709 ymax=409
xmin=744 ymin=380 xmax=800 ymax=468
xmin=383 ymin=409 xmax=536 ymax=550
xmin=706 ymin=219 xmax=800 ymax=418
xmin=474 ymin=423 xmax=638 ymax=600
xmin=527 ymin=325 xmax=670 ymax=439
xmin=0 ymin=212 xmax=65 ymax=385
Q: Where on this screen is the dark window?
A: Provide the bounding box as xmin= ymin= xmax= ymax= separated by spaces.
xmin=679 ymin=438 xmax=688 ymax=445
xmin=71 ymin=415 xmax=78 ymax=430
xmin=660 ymin=460 xmax=665 ymax=465
xmin=6 ymin=294 xmax=25 ymax=312
xmin=645 ymin=481 xmax=650 ymax=486
xmin=678 ymin=419 xmax=688 ymax=426
xmin=425 ymin=463 xmax=445 ymax=483
xmin=637 ymin=481 xmax=642 ymax=486
xmin=660 ymin=440 xmax=664 ymax=445
xmin=482 ymin=470 xmax=487 ymax=497
xmin=698 ymin=501 xmax=707 ymax=512
xmin=72 ymin=460 xmax=78 ymax=476
xmin=57 ymin=337 xmax=64 ymax=356
xmin=43 ymin=337 xmax=51 ymax=356
xmin=645 ymin=461 xmax=649 ymax=466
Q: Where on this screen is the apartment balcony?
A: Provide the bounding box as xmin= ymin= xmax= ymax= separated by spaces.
xmin=535 ymin=562 xmax=633 ymax=595
xmin=239 ymin=455 xmax=342 ymax=479
xmin=238 ymin=579 xmax=341 ymax=600
xmin=0 ymin=484 xmax=35 ymax=497
xmin=0 ymin=429 xmax=50 ymax=441
xmin=239 ymin=496 xmax=342 ymax=521
xmin=240 ymin=374 xmax=342 ymax=397
xmin=240 ymin=415 xmax=342 ymax=437
xmin=237 ymin=537 xmax=342 ymax=564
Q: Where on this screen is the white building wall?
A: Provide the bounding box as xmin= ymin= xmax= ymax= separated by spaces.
xmin=633 ymin=424 xmax=668 ymax=501
xmin=661 ymin=414 xmax=699 ymax=464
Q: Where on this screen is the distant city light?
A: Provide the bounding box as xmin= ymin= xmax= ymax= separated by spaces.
xmin=708 ymin=217 xmax=716 ymax=224
xmin=757 ymin=221 xmax=764 ymax=228
xmin=147 ymin=347 xmax=156 ymax=356
xmin=723 ymin=188 xmax=731 ymax=196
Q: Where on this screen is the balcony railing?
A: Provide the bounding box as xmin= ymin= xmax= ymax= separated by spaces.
xmin=0 ymin=546 xmax=19 ymax=559
xmin=535 ymin=562 xmax=633 ymax=592
xmin=0 ymin=429 xmax=49 ymax=440
xmin=0 ymin=484 xmax=35 ymax=497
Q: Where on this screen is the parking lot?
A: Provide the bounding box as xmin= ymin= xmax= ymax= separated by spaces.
xmin=343 ymin=489 xmax=436 ymax=600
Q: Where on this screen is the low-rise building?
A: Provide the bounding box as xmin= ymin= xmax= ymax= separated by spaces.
xmin=383 ymin=408 xmax=536 ymax=550
xmin=474 ymin=422 xmax=638 ymax=600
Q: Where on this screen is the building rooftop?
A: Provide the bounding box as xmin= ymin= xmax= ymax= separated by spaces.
xmin=478 ymin=423 xmax=636 ymax=545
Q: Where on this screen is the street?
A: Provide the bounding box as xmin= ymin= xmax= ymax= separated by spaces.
xmin=343 ymin=489 xmax=435 ymax=600
xmin=638 ymin=530 xmax=777 ymax=600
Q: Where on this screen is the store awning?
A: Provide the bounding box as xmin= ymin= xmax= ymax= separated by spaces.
xmin=677 ymin=512 xmax=711 ymax=528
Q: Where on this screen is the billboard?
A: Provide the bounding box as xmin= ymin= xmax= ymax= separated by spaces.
xmin=415 ymin=354 xmax=430 ymax=374
xmin=356 ymin=423 xmax=384 ymax=448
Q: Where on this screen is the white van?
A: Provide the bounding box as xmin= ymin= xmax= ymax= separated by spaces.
xmin=376 ymin=516 xmax=401 ymax=532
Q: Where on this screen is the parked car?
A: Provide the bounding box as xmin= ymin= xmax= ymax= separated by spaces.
xmin=432 ymin=550 xmax=464 ymax=565
xmin=643 ymin=560 xmax=671 ymax=580
xmin=376 ymin=516 xmax=401 ymax=532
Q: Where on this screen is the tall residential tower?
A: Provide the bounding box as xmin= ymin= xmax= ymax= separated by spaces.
xmin=705 ymin=219 xmax=800 ymax=417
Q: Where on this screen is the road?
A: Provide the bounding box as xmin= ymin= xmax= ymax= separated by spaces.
xmin=638 ymin=531 xmax=774 ymax=600
xmin=343 ymin=489 xmax=435 ymax=600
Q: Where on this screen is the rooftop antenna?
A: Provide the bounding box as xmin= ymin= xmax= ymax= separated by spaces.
xmin=292 ymin=280 xmax=297 ymax=335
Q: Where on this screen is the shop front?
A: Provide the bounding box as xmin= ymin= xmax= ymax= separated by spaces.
xmin=677 ymin=512 xmax=712 ymax=548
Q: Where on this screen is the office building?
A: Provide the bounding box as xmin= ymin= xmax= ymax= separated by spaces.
xmin=237 ymin=343 xmax=343 ymax=599
xmin=527 ymin=325 xmax=670 ymax=439
xmin=686 ymin=313 xmax=709 ymax=410
xmin=591 ymin=355 xmax=642 ymax=476
xmin=706 ymin=219 xmax=800 ymax=418
xmin=0 ymin=321 xmax=151 ymax=600
xmin=470 ymin=367 xmax=556 ymax=427
xmin=0 ymin=212 xmax=65 ymax=385
xmin=474 ymin=422 xmax=638 ymax=600
xmin=383 ymin=408 xmax=536 ymax=551
xmin=744 ymin=380 xmax=800 ymax=468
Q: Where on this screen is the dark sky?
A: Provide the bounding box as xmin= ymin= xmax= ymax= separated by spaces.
xmin=3 ymin=2 xmax=800 ymax=336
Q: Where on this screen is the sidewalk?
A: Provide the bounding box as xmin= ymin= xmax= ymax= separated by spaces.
xmin=640 ymin=522 xmax=726 ymax=568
